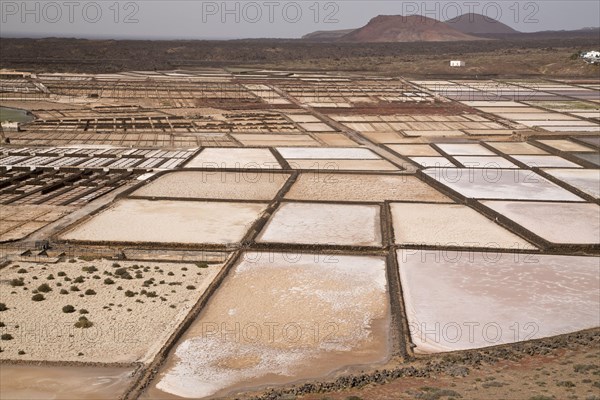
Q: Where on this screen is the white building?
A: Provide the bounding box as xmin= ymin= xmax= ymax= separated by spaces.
xmin=450 ymin=60 xmax=465 ymax=67
xmin=582 ymin=51 xmax=600 ymax=64
xmin=1 ymin=121 xmax=20 ymax=132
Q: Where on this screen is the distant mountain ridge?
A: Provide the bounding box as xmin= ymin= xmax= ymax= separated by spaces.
xmin=302 ymin=29 xmax=355 ymax=40
xmin=445 ymin=13 xmax=519 ymax=34
xmin=302 ymin=14 xmax=506 ymax=43
xmin=340 ymin=15 xmax=481 ymax=42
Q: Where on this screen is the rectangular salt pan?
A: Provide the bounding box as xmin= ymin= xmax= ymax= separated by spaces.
xmin=398 ymin=250 xmax=600 ymax=353
xmin=257 ymin=202 xmax=382 ymax=247
xmin=277 ymin=147 xmax=381 ymax=160
xmin=423 ymin=168 xmax=584 ymax=201
xmin=61 ymin=199 xmax=268 ymax=244
xmin=482 ymin=201 xmax=600 ymax=245
xmin=390 ymin=203 xmax=533 ymax=249
xmin=151 ymin=252 xmax=390 ymax=399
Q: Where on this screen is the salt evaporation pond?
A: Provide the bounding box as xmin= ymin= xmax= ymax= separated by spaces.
xmin=61 ymin=199 xmax=268 ymax=244
xmin=423 ymin=168 xmax=584 ymax=201
xmin=398 ymin=250 xmax=600 ymax=353
xmin=147 ymin=252 xmax=390 ymax=399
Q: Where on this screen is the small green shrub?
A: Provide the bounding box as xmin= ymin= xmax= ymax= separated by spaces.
xmin=37 ymin=283 xmax=52 ymax=293
xmin=73 ymin=276 xmax=85 ymax=283
xmin=74 ymin=316 xmax=93 ymax=328
xmin=186 ymin=285 xmax=196 ymax=290
xmin=84 ymin=289 xmax=96 ymax=296
xmin=60 ymin=289 xmax=69 ymax=295
xmin=0 ymin=303 xmax=7 ymax=311
xmin=17 ymin=268 xmax=27 ymax=274
xmin=79 ymin=309 xmax=88 ymax=314
xmin=1 ymin=333 xmax=13 ymax=340
xmin=10 ymin=278 xmax=24 ymax=287
xmin=124 ymin=290 xmax=135 ymax=297
xmin=31 ymin=294 xmax=45 ymax=301
xmin=62 ymin=305 xmax=76 ymax=313
xmin=104 ymin=278 xmax=115 ymax=285
xmin=70 ymin=285 xmax=80 ymax=292
xmin=57 ymin=271 xmax=66 ymax=277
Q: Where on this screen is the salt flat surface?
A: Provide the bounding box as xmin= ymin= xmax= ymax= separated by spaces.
xmin=62 ymin=199 xmax=267 ymax=244
xmin=482 ymin=201 xmax=600 ymax=245
xmin=315 ymin=133 xmax=358 ymax=146
xmin=484 ymin=142 xmax=549 ymax=155
xmin=512 ymin=155 xmax=582 ymax=168
xmin=232 ymin=134 xmax=318 ymax=147
xmin=541 ymin=168 xmax=600 ymax=198
xmin=132 ymin=171 xmax=290 ymax=201
xmin=277 ymin=147 xmax=380 ymax=160
xmin=386 ymin=144 xmax=440 ymax=156
xmin=423 ymin=168 xmax=584 ymax=201
xmin=410 ymin=157 xmax=455 ymax=168
xmin=398 ymin=249 xmax=600 ymax=353
xmin=577 ymin=137 xmax=600 ymax=148
xmin=151 ymin=252 xmax=390 ymax=398
xmin=537 ymin=139 xmax=596 ymax=152
xmin=287 ymin=159 xmax=399 ymax=171
xmin=185 ymin=148 xmax=282 ymax=169
xmin=285 ymin=174 xmax=450 ymax=203
xmin=390 ymin=203 xmax=533 ymax=249
xmin=573 ymin=152 xmax=600 ymax=166
xmin=0 ymin=365 xmax=134 ymax=400
xmin=257 ymin=202 xmax=382 ymax=246
xmin=453 ymin=156 xmax=518 ymax=169
xmin=436 ymin=143 xmax=496 ymax=156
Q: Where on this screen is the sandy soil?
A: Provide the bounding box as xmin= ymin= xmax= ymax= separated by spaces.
xmin=61 ymin=199 xmax=268 ymax=245
xmin=390 ymin=203 xmax=534 ymax=249
xmin=424 ymin=168 xmax=584 ymax=201
xmin=482 ymin=201 xmax=600 ymax=245
xmin=298 ymin=334 xmax=600 ymax=400
xmin=0 ymin=259 xmax=223 ymax=363
xmin=284 ymin=174 xmax=450 ymax=203
xmin=0 ymin=205 xmax=74 ymax=242
xmin=256 ymin=202 xmax=382 ymax=247
xmin=146 ymin=252 xmax=390 ymax=399
xmin=0 ymin=364 xmax=135 ymax=400
xmin=398 ymin=249 xmax=600 ymax=353
xmin=131 ymin=171 xmax=291 ymax=201
xmin=184 ymin=148 xmax=282 ymax=169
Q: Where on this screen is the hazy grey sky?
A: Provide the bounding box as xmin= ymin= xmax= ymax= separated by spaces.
xmin=1 ymin=1 xmax=599 ymax=39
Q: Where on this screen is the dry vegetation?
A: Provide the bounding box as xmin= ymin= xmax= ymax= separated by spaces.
xmin=1 ymin=36 xmax=599 ymax=77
